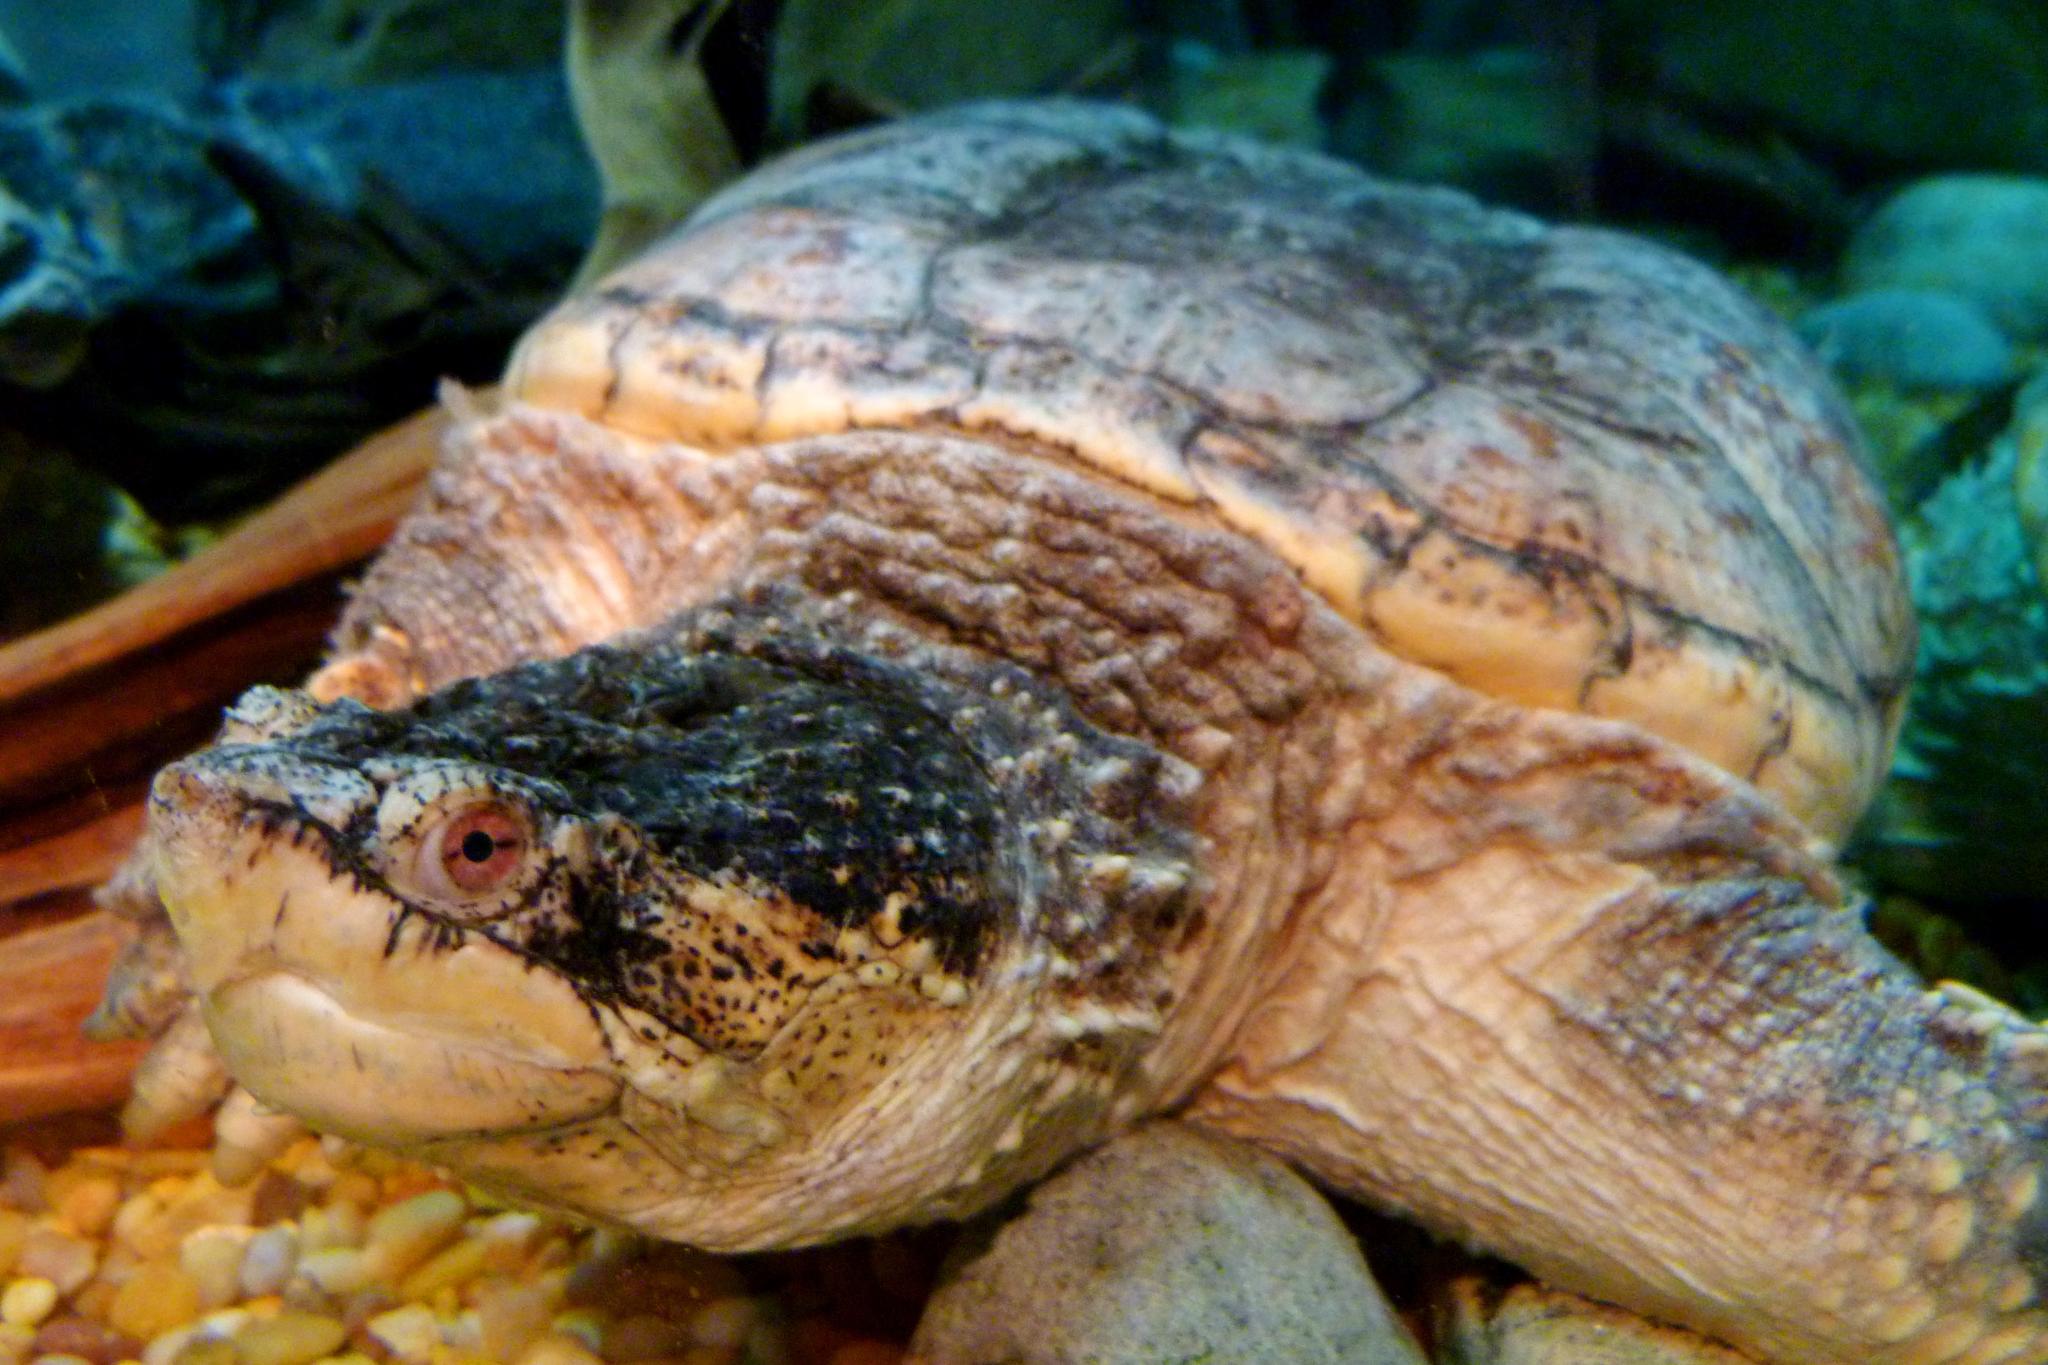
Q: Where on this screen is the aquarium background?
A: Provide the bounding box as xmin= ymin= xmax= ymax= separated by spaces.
xmin=4 ymin=4 xmax=2048 ymax=1362
xmin=4 ymin=0 xmax=2047 ymax=1045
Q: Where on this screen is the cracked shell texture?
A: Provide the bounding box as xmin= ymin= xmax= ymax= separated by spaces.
xmin=505 ymin=99 xmax=1913 ymax=842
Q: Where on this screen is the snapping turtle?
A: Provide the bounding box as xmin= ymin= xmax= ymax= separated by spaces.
xmin=127 ymin=101 xmax=2048 ymax=1363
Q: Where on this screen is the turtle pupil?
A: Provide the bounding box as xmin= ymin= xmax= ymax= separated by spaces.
xmin=460 ymin=830 xmax=497 ymax=863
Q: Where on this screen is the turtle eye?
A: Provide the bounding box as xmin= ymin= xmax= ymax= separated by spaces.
xmin=418 ymin=801 xmax=531 ymax=899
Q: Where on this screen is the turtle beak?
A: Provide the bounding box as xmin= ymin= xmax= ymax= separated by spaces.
xmin=148 ymin=746 xmax=378 ymax=979
xmin=153 ymin=744 xmax=373 ymax=839
xmin=146 ymin=747 xmax=623 ymax=1149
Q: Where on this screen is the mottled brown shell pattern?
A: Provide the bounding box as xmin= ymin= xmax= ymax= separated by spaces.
xmin=506 ymin=100 xmax=1912 ymax=842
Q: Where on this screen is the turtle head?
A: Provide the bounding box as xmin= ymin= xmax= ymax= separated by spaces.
xmin=149 ymin=634 xmax=1195 ymax=1246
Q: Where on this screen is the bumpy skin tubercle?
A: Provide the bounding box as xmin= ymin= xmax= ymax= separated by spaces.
xmin=1187 ymin=666 xmax=2048 ymax=1365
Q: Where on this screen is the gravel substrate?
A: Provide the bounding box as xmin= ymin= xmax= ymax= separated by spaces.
xmin=0 ymin=1118 xmax=926 ymax=1365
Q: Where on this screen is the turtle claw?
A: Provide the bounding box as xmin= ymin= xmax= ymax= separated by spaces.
xmin=119 ymin=1003 xmax=232 ymax=1140
xmin=117 ymin=1006 xmax=308 ymax=1184
xmin=83 ymin=914 xmax=189 ymax=1042
xmin=1813 ymin=989 xmax=2048 ymax=1361
xmin=212 ymin=1085 xmax=311 ymax=1187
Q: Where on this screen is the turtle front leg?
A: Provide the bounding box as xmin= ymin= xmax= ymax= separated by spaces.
xmin=1189 ymin=702 xmax=2048 ymax=1365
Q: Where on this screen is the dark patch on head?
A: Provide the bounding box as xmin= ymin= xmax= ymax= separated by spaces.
xmin=290 ymin=642 xmax=1006 ymax=976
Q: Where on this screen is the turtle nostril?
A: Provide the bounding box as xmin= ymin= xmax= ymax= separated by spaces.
xmin=149 ymin=761 xmax=211 ymax=812
xmin=219 ymin=686 xmax=325 ymax=744
xmin=148 ymin=747 xmax=377 ymax=831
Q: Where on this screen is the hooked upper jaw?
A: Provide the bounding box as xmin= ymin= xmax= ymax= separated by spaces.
xmin=147 ymin=747 xmax=624 ymax=1147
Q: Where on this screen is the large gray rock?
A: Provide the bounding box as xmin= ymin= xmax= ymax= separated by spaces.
xmin=219 ymin=69 xmax=595 ymax=275
xmin=0 ymin=98 xmax=258 ymax=384
xmin=0 ymin=70 xmax=592 ymax=348
xmin=1 ymin=69 xmax=593 ymax=514
xmin=0 ymin=0 xmax=204 ymax=101
xmin=1437 ymin=1279 xmax=1757 ymax=1365
xmin=910 ymin=1122 xmax=1425 ymax=1365
xmin=1797 ymin=288 xmax=2014 ymax=393
xmin=1843 ymin=176 xmax=2048 ymax=342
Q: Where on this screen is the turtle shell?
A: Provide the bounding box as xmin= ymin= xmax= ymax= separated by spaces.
xmin=505 ymin=101 xmax=1912 ymax=843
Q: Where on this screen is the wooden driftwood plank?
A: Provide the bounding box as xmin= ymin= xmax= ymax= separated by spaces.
xmin=0 ymin=578 xmax=361 ymax=811
xmin=0 ymin=404 xmax=442 ymax=1123
xmin=0 ymin=404 xmax=447 ymax=708
xmin=0 ymin=902 xmax=150 ymax=1120
xmin=0 ymin=801 xmax=145 ymax=908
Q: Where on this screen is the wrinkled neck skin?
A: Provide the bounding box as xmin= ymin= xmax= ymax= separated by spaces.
xmin=303 ymin=401 xmax=2048 ymax=1363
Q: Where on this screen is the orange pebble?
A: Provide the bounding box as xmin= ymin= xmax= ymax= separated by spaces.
xmin=109 ymin=1263 xmax=203 ymax=1341
xmin=32 ymin=1313 xmax=143 ymax=1365
xmin=146 ymin=1113 xmax=223 ymax=1151
xmin=378 ymin=1168 xmax=452 ymax=1204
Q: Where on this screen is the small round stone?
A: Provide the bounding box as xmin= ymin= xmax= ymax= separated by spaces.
xmin=1 ymin=1278 xmax=59 ymax=1328
xmin=1897 ymin=1315 xmax=1985 ymax=1365
xmin=295 ymin=1246 xmax=370 ymax=1297
xmin=1957 ymin=1323 xmax=2040 ymax=1365
xmin=177 ymin=1228 xmax=252 ymax=1311
xmin=47 ymin=1175 xmax=122 ymax=1240
xmin=236 ymin=1228 xmax=297 ymax=1299
xmin=1923 ymin=1152 xmax=1966 ymax=1196
xmin=513 ymin=1333 xmax=606 ymax=1365
xmin=361 ymin=1191 xmax=466 ymax=1282
xmin=1843 ymin=175 xmax=2048 ymax=341
xmin=232 ymin=1311 xmax=347 ymax=1365
xmin=0 ymin=1211 xmax=30 ymax=1276
xmin=1992 ymin=1271 xmax=2035 ymax=1312
xmin=398 ymin=1236 xmax=489 ymax=1300
xmin=1866 ymin=1255 xmax=1912 ymax=1294
xmin=107 ymin=1265 xmax=202 ymax=1342
xmin=688 ymin=1298 xmax=759 ymax=1351
xmin=14 ymin=1229 xmax=95 ymax=1297
xmin=363 ymin=1303 xmax=441 ymax=1359
xmin=1799 ymin=289 xmax=2014 ymax=391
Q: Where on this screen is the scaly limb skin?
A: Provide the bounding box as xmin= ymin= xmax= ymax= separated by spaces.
xmin=1192 ymin=690 xmax=2048 ymax=1365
